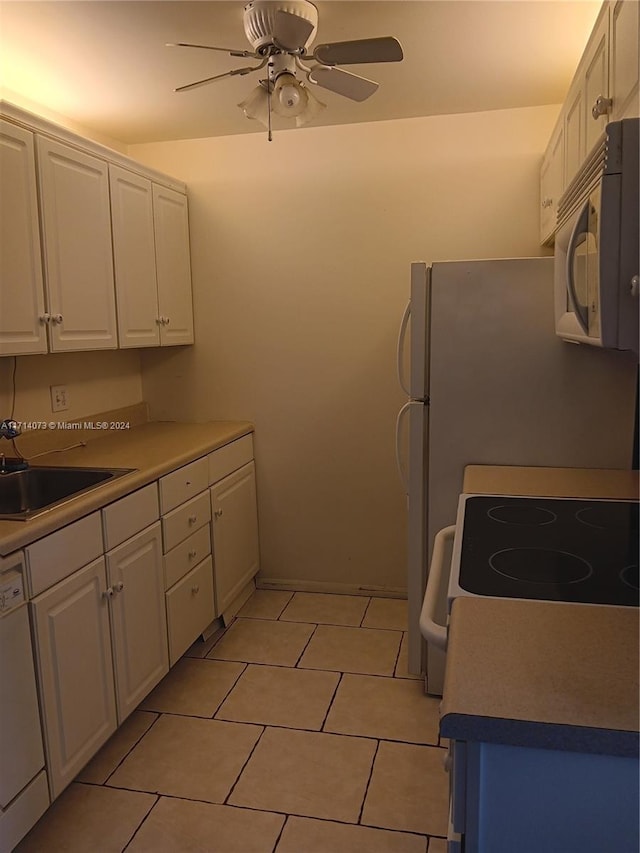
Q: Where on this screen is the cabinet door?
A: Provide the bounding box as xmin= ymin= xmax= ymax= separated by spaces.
xmin=0 ymin=121 xmax=48 ymax=355
xmin=106 ymin=523 xmax=168 ymax=721
xmin=109 ymin=165 xmax=161 ymax=348
xmin=152 ymin=185 xmax=194 ymax=346
xmin=31 ymin=557 xmax=117 ymax=799
xmin=583 ymin=11 xmax=610 ymax=154
xmin=539 ymin=121 xmax=564 ymax=245
xmin=564 ymin=82 xmax=584 ymax=189
xmin=37 ymin=137 xmax=117 ymax=351
xmin=211 ymin=461 xmax=260 ymax=615
xmin=610 ymin=0 xmax=640 ymax=121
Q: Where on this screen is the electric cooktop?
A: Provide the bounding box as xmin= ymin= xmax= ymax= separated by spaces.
xmin=450 ymin=495 xmax=639 ymax=607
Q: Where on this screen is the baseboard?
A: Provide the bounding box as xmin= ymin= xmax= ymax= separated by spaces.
xmin=255 ymin=577 xmax=407 ymax=599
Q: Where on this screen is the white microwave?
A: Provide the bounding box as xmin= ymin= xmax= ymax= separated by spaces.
xmin=554 ymin=118 xmax=639 ymax=353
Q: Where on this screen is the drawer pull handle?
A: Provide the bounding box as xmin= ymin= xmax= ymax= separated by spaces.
xmin=186 ymin=480 xmax=191 ymax=486
xmin=188 ymin=514 xmax=198 ymax=524
xmin=191 ymin=585 xmax=200 ymax=594
xmin=214 ymin=508 xmax=223 ymax=518
xmin=188 ymin=549 xmax=197 ymax=559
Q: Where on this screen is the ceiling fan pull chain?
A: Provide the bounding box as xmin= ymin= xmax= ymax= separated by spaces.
xmin=267 ymin=61 xmax=273 ymax=142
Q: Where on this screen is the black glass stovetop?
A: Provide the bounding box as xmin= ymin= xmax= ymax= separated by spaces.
xmin=458 ymin=496 xmax=639 ymax=607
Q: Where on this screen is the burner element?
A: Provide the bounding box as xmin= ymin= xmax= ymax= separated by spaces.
xmin=489 ymin=548 xmax=593 ymax=585
xmin=576 ymin=502 xmax=639 ymax=530
xmin=620 ymin=565 xmax=639 ymax=591
xmin=487 ymin=504 xmax=557 ymax=526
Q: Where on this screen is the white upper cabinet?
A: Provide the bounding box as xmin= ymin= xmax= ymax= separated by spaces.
xmin=110 ymin=166 xmax=194 ymax=348
xmin=0 ymin=103 xmax=195 ymax=355
xmin=153 ymin=185 xmax=194 ymax=346
xmin=539 ymin=120 xmax=565 ymax=245
xmin=37 ymin=137 xmax=118 ymax=351
xmin=610 ymin=0 xmax=640 ymax=121
xmin=109 ymin=165 xmax=161 ymax=348
xmin=539 ymin=0 xmax=639 ymax=245
xmin=0 ymin=120 xmax=47 ymax=355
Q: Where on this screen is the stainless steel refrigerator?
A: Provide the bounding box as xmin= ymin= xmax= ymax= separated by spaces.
xmin=396 ymin=257 xmax=638 ymax=695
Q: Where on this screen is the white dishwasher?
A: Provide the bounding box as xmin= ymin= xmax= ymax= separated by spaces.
xmin=0 ymin=552 xmax=49 ymax=853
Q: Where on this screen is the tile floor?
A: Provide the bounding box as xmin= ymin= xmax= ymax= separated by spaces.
xmin=16 ymin=590 xmax=449 ymax=853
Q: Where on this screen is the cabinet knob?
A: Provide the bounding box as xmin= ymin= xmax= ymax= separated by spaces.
xmin=188 ymin=514 xmax=198 ymax=525
xmin=113 ymin=581 xmax=124 ymax=593
xmin=214 ymin=508 xmax=223 ymax=518
xmin=591 ymin=95 xmax=612 ymax=119
xmin=51 ymin=314 xmax=63 ymax=324
xmin=541 ymin=197 xmax=553 ymax=209
xmin=165 ymin=317 xmax=171 ymax=325
xmin=102 ymin=587 xmax=114 ymax=599
xmin=39 ymin=313 xmax=51 ymax=324
xmin=191 ymin=585 xmax=200 ymax=595
xmin=188 ymin=549 xmax=197 ymax=559
xmin=155 ymin=317 xmax=163 ymax=325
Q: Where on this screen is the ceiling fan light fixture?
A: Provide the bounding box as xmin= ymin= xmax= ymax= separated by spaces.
xmin=237 ymin=83 xmax=271 ymax=127
xmin=294 ymin=84 xmax=325 ymax=126
xmin=273 ymin=72 xmax=305 ymax=117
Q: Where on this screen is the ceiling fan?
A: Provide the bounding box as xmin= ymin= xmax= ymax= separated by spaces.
xmin=168 ymin=0 xmax=404 ymax=139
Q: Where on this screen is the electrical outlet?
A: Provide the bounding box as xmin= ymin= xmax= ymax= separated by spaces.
xmin=50 ymin=385 xmax=69 ymax=413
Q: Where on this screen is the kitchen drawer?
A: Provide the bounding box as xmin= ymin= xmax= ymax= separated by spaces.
xmin=102 ymin=483 xmax=159 ymax=550
xmin=208 ymin=434 xmax=253 ymax=485
xmin=159 ymin=457 xmax=208 ymax=515
xmin=164 ymin=523 xmax=211 ymax=590
xmin=165 ymin=556 xmax=214 ymax=665
xmin=162 ymin=491 xmax=210 ymax=552
xmin=26 ymin=512 xmax=103 ymax=596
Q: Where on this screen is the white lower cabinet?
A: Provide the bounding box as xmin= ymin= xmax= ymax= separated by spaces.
xmin=31 ymin=557 xmax=117 ymax=800
xmin=210 ymin=461 xmax=260 ymax=615
xmin=105 ymin=523 xmax=168 ymax=721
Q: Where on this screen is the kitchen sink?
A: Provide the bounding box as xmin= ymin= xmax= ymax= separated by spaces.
xmin=0 ymin=466 xmax=135 ymax=521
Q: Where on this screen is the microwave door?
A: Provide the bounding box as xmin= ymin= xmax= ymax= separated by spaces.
xmin=566 ymin=199 xmax=592 ymax=335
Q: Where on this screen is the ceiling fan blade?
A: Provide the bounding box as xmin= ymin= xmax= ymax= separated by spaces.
xmin=307 ymin=66 xmax=378 ymax=102
xmin=273 ymin=10 xmax=315 ymax=50
xmin=312 ymin=36 xmax=403 ymax=66
xmin=175 ymin=65 xmax=258 ymax=93
xmin=166 ymin=42 xmax=256 ymax=58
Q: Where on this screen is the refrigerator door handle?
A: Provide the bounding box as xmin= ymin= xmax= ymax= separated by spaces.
xmin=397 ymin=300 xmax=411 ymax=395
xmin=395 ymin=401 xmax=411 ymax=493
xmin=420 ymin=524 xmax=456 ymax=651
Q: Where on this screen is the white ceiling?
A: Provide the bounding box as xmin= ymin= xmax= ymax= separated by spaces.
xmin=0 ymin=0 xmax=601 ymax=145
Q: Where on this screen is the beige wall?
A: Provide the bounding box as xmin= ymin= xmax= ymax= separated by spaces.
xmin=0 ymin=350 xmax=143 ymax=424
xmin=131 ymin=104 xmax=558 ymax=593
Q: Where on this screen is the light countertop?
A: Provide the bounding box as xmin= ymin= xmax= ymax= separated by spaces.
xmin=0 ymin=419 xmax=253 ymax=556
xmin=440 ymin=465 xmax=639 ymax=757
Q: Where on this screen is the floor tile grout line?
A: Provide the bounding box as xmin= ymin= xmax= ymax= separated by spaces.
xmin=319 ymin=671 xmax=344 ymax=732
xmin=100 ymin=711 xmax=164 ymax=787
xmin=392 ymin=629 xmax=405 ymax=678
xmin=293 ymin=621 xmax=320 ymax=668
xmin=120 ymin=792 xmax=160 ymax=852
xmin=222 ymin=724 xmax=267 ymax=806
xmin=356 ymin=738 xmax=380 ymax=825
xmin=359 ymin=596 xmax=373 ymax=627
xmin=271 ymin=812 xmax=290 ymax=852
xmin=210 ymin=661 xmax=249 ymax=720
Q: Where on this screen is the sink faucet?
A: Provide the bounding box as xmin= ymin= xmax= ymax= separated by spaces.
xmin=0 ymin=419 xmax=21 ymax=440
xmin=0 ymin=420 xmax=28 ymax=473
